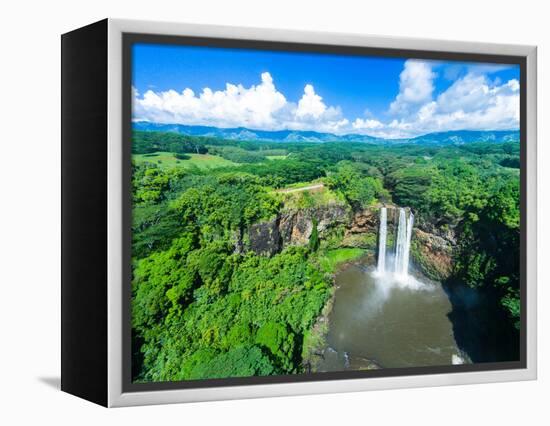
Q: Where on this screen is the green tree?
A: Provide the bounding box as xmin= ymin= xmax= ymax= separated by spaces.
xmin=309 ymin=218 xmax=320 ymax=252
xmin=255 ymin=322 xmax=297 ymax=372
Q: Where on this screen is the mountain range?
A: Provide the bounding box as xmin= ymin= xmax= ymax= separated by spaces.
xmin=133 ymin=121 xmax=520 ymax=145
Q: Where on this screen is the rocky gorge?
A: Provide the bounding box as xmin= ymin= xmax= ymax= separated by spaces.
xmin=246 ymin=202 xmax=456 ymax=281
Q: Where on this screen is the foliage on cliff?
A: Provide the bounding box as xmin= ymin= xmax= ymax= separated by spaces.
xmin=131 ymin=168 xmax=331 ymax=382
xmin=453 ymin=178 xmax=521 ymax=329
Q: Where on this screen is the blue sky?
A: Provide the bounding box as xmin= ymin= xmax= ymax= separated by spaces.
xmin=132 ymin=43 xmax=520 ymax=138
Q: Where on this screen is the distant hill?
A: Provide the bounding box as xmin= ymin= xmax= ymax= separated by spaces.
xmin=132 ymin=122 xmax=519 ymax=145
xmin=405 ymin=130 xmax=520 ymax=145
xmin=132 ymin=122 xmax=378 ymax=143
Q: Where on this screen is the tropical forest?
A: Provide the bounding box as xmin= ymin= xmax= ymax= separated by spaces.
xmin=131 ymin=128 xmax=521 ymax=382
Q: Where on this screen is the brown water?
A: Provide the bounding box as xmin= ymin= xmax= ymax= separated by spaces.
xmin=316 ymin=263 xmax=466 ymax=371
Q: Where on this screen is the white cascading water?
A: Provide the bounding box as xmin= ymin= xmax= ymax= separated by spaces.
xmin=394 ymin=208 xmax=408 ymax=276
xmin=377 ymin=207 xmax=387 ymax=275
xmin=401 ymin=211 xmax=414 ymax=278
xmin=376 ymin=207 xmax=415 ymax=282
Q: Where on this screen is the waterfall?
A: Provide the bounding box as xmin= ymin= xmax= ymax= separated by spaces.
xmin=394 ymin=208 xmax=407 ymax=276
xmin=377 ymin=207 xmax=387 ymax=275
xmin=402 ymin=211 xmax=414 ymax=277
xmin=374 ymin=207 xmax=414 ymax=280
xmin=374 ymin=206 xmax=422 ymax=288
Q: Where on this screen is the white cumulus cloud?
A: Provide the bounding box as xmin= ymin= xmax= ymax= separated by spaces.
xmin=289 ymin=84 xmax=349 ymax=132
xmin=133 ymin=73 xmax=350 ymax=133
xmin=380 ymin=73 xmax=520 ymax=138
xmin=296 ymin=84 xmax=327 ymax=119
xmin=389 ymin=60 xmax=437 ymax=116
xmin=134 ymin=72 xmax=287 ymax=130
xmin=352 ymin=118 xmax=384 ymax=130
xmin=133 ymin=64 xmax=520 ymax=138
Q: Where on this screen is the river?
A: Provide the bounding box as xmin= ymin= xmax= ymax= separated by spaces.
xmin=315 ymin=261 xmax=467 ymax=371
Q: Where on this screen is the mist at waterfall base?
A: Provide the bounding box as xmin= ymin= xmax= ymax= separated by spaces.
xmin=315 ymin=207 xmax=468 ymax=372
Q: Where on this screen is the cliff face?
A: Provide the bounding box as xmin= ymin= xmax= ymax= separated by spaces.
xmin=248 ymin=217 xmax=281 ymax=257
xmin=247 ymin=204 xmax=349 ymax=255
xmin=415 ymin=217 xmax=458 ymax=245
xmin=247 ymin=203 xmax=456 ymax=281
xmin=411 ymin=228 xmax=454 ymax=281
xmin=340 ymin=206 xmax=400 ymax=250
xmin=279 ymin=205 xmax=349 ymax=247
xmin=409 ymin=214 xmax=457 ymax=280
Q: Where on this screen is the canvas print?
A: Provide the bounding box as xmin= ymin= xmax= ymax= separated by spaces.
xmin=130 ymin=42 xmax=521 ymax=383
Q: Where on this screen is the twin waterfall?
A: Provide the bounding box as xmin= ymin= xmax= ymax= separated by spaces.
xmin=376 ymin=207 xmax=414 ymax=280
xmin=376 ymin=208 xmax=387 ymax=275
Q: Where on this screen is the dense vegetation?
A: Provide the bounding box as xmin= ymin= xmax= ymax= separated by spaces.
xmin=133 ymin=130 xmax=209 ymax=155
xmin=131 ymin=130 xmax=521 ymax=381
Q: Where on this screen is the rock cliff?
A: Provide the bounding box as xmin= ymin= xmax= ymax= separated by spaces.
xmin=247 ymin=203 xmax=456 ymax=281
xmin=279 ymin=204 xmax=349 ymax=247
xmin=411 ymin=228 xmax=454 ymax=280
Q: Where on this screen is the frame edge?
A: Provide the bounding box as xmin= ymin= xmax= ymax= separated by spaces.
xmin=106 ymin=18 xmax=538 ymax=407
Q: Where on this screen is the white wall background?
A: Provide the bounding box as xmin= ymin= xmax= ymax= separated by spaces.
xmin=1 ymin=0 xmax=546 ymax=424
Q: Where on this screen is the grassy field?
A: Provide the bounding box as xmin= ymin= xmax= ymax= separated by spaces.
xmin=133 ymin=152 xmax=238 ymax=170
xmin=317 ymin=248 xmax=366 ymax=273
